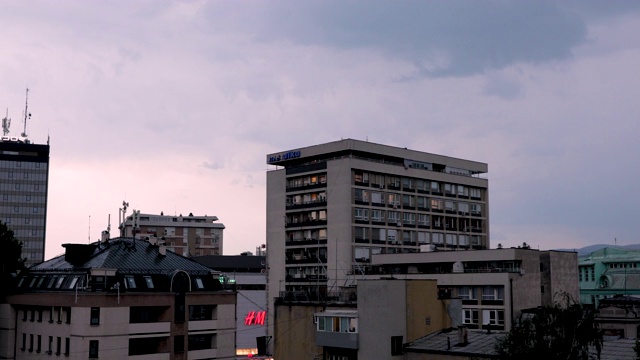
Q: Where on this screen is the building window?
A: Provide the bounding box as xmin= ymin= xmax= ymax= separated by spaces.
xmin=144 ymin=276 xmax=154 ymax=289
xmin=458 ymin=286 xmax=476 ymax=300
xmin=89 ymin=340 xmax=99 ymax=358
xmin=56 ymin=337 xmax=61 ymax=355
xmin=37 ymin=335 xmax=41 ymax=353
xmin=47 ymin=336 xmax=53 ymax=354
xmin=194 ymin=277 xmax=204 ymax=289
xmin=21 ymin=333 xmax=26 ymax=351
xmin=463 ymin=309 xmax=479 ymax=324
xmin=483 ymin=309 xmax=505 ymax=327
xmin=189 ymin=305 xmax=217 ymax=321
xmin=482 ymin=286 xmax=504 ymax=300
xmin=173 ymin=335 xmax=184 ymax=353
xmin=29 ymin=334 xmax=34 ymax=352
xmin=65 ymin=338 xmax=70 ymax=356
xmin=188 ymin=334 xmax=216 ymax=351
xmin=90 ymin=307 xmax=100 ymax=325
xmin=125 ymin=276 xmax=136 ymax=289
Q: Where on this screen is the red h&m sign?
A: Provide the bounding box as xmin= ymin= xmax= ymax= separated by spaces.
xmin=244 ymin=311 xmax=266 ymax=325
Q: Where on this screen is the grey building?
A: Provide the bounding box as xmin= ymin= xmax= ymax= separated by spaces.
xmin=0 ymin=137 xmax=50 ymax=267
xmin=193 ymin=255 xmax=267 ymax=358
xmin=266 ymin=139 xmax=489 ymax=348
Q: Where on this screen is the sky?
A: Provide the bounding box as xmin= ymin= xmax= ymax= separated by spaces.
xmin=1 ymin=0 xmax=639 ymax=259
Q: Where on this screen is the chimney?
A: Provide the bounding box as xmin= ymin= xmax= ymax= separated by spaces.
xmin=457 ymin=326 xmax=468 ymax=346
xmin=101 ymin=230 xmax=110 ymax=242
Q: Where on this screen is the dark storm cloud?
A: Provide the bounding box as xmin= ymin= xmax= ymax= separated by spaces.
xmin=207 ymin=0 xmax=591 ymax=77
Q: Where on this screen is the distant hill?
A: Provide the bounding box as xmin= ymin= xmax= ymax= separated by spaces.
xmin=555 ymin=244 xmax=640 ymax=257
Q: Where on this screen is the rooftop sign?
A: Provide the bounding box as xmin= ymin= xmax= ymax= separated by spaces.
xmin=268 ymin=150 xmax=301 ymax=164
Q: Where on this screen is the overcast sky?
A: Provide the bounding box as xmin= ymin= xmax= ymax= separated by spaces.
xmin=1 ymin=1 xmax=639 ymax=259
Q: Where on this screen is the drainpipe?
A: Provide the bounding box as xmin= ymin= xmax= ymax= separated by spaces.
xmin=510 ymin=278 xmax=514 ymax=329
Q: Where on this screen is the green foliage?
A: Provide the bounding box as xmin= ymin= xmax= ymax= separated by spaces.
xmin=495 ymin=292 xmax=603 ymax=360
xmin=0 ymin=221 xmax=25 ymax=298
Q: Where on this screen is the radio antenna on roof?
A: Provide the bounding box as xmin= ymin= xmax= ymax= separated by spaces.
xmin=1 ymin=108 xmax=10 ymax=136
xmin=21 ymin=87 xmax=30 ymax=139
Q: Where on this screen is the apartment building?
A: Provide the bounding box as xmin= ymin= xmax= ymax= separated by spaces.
xmin=365 ymin=248 xmax=579 ymax=331
xmin=122 ymin=213 xmax=224 ymax=257
xmin=0 ymin=137 xmax=50 ymax=267
xmin=0 ymin=236 xmax=236 ymax=360
xmin=266 ymin=139 xmax=489 ymax=348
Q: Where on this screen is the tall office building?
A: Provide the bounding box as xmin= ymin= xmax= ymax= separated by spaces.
xmin=0 ymin=137 xmax=50 ymax=267
xmin=266 ymin=139 xmax=489 ymax=343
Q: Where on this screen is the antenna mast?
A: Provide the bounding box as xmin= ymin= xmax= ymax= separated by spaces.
xmin=21 ymin=87 xmax=30 ymax=138
xmin=2 ymin=109 xmax=10 ymax=136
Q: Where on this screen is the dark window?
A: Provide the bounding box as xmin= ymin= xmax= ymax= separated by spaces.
xmin=21 ymin=333 xmax=26 ymax=351
xmin=30 ymin=309 xmax=35 ymax=322
xmin=174 ymin=294 xmax=185 ymax=323
xmin=65 ymin=307 xmax=71 ymax=324
xmin=22 ymin=309 xmax=27 ymax=321
xmin=89 ymin=340 xmax=99 ymax=358
xmin=47 ymin=336 xmax=53 ymax=354
xmin=189 ymin=305 xmax=215 ymax=321
xmin=128 ymin=337 xmax=165 ymax=356
xmin=90 ymin=307 xmax=100 ymax=325
xmin=541 ymin=286 xmax=545 ymax=294
xmin=391 ymin=335 xmax=403 ymax=356
xmin=57 ymin=307 xmax=62 ymax=323
xmin=37 ymin=309 xmax=43 ymax=322
xmin=37 ymin=335 xmax=41 ymax=353
xmin=174 ymin=335 xmax=184 ymax=353
xmin=56 ymin=337 xmax=61 ymax=355
xmin=49 ymin=307 xmax=54 ymax=323
xmin=188 ymin=334 xmax=215 ymax=351
xmin=29 ymin=334 xmax=33 ymax=352
xmin=65 ymin=338 xmax=70 ymax=356
xmin=129 ymin=306 xmax=165 ymax=323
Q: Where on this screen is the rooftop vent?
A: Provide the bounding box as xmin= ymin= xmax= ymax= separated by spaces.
xmin=62 ymin=244 xmax=98 ymax=265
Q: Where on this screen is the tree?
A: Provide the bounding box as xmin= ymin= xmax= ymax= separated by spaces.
xmin=0 ymin=221 xmax=25 ymax=298
xmin=495 ymin=292 xmax=603 ymax=360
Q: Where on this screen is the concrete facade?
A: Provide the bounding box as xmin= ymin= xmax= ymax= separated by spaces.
xmin=266 ymin=139 xmax=489 ymax=350
xmin=272 ymin=279 xmax=450 ymax=360
xmin=122 ymin=213 xmax=225 ymax=257
xmin=365 ymin=248 xmax=578 ymax=331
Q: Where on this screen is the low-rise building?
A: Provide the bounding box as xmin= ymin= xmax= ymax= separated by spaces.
xmin=122 ymin=212 xmax=225 ymax=257
xmin=364 ymin=248 xmax=579 ymax=331
xmin=273 ymin=279 xmax=452 ymax=360
xmin=0 ymin=236 xmax=236 ymax=360
xmin=193 ymin=255 xmax=267 ymax=358
xmin=579 ymin=247 xmax=640 ymax=306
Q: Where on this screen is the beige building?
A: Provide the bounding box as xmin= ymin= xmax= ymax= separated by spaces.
xmin=266 ymin=139 xmax=489 ymax=347
xmin=273 ymin=279 xmax=451 ymax=360
xmin=122 ymin=213 xmax=224 ymax=257
xmin=366 ymin=248 xmax=579 ymax=331
xmin=0 ymin=237 xmax=236 ymax=360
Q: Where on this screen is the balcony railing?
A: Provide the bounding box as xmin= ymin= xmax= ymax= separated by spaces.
xmin=277 ymin=289 xmax=357 ymax=303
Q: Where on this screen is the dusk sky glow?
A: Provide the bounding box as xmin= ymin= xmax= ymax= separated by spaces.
xmin=1 ymin=1 xmax=639 ymax=259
